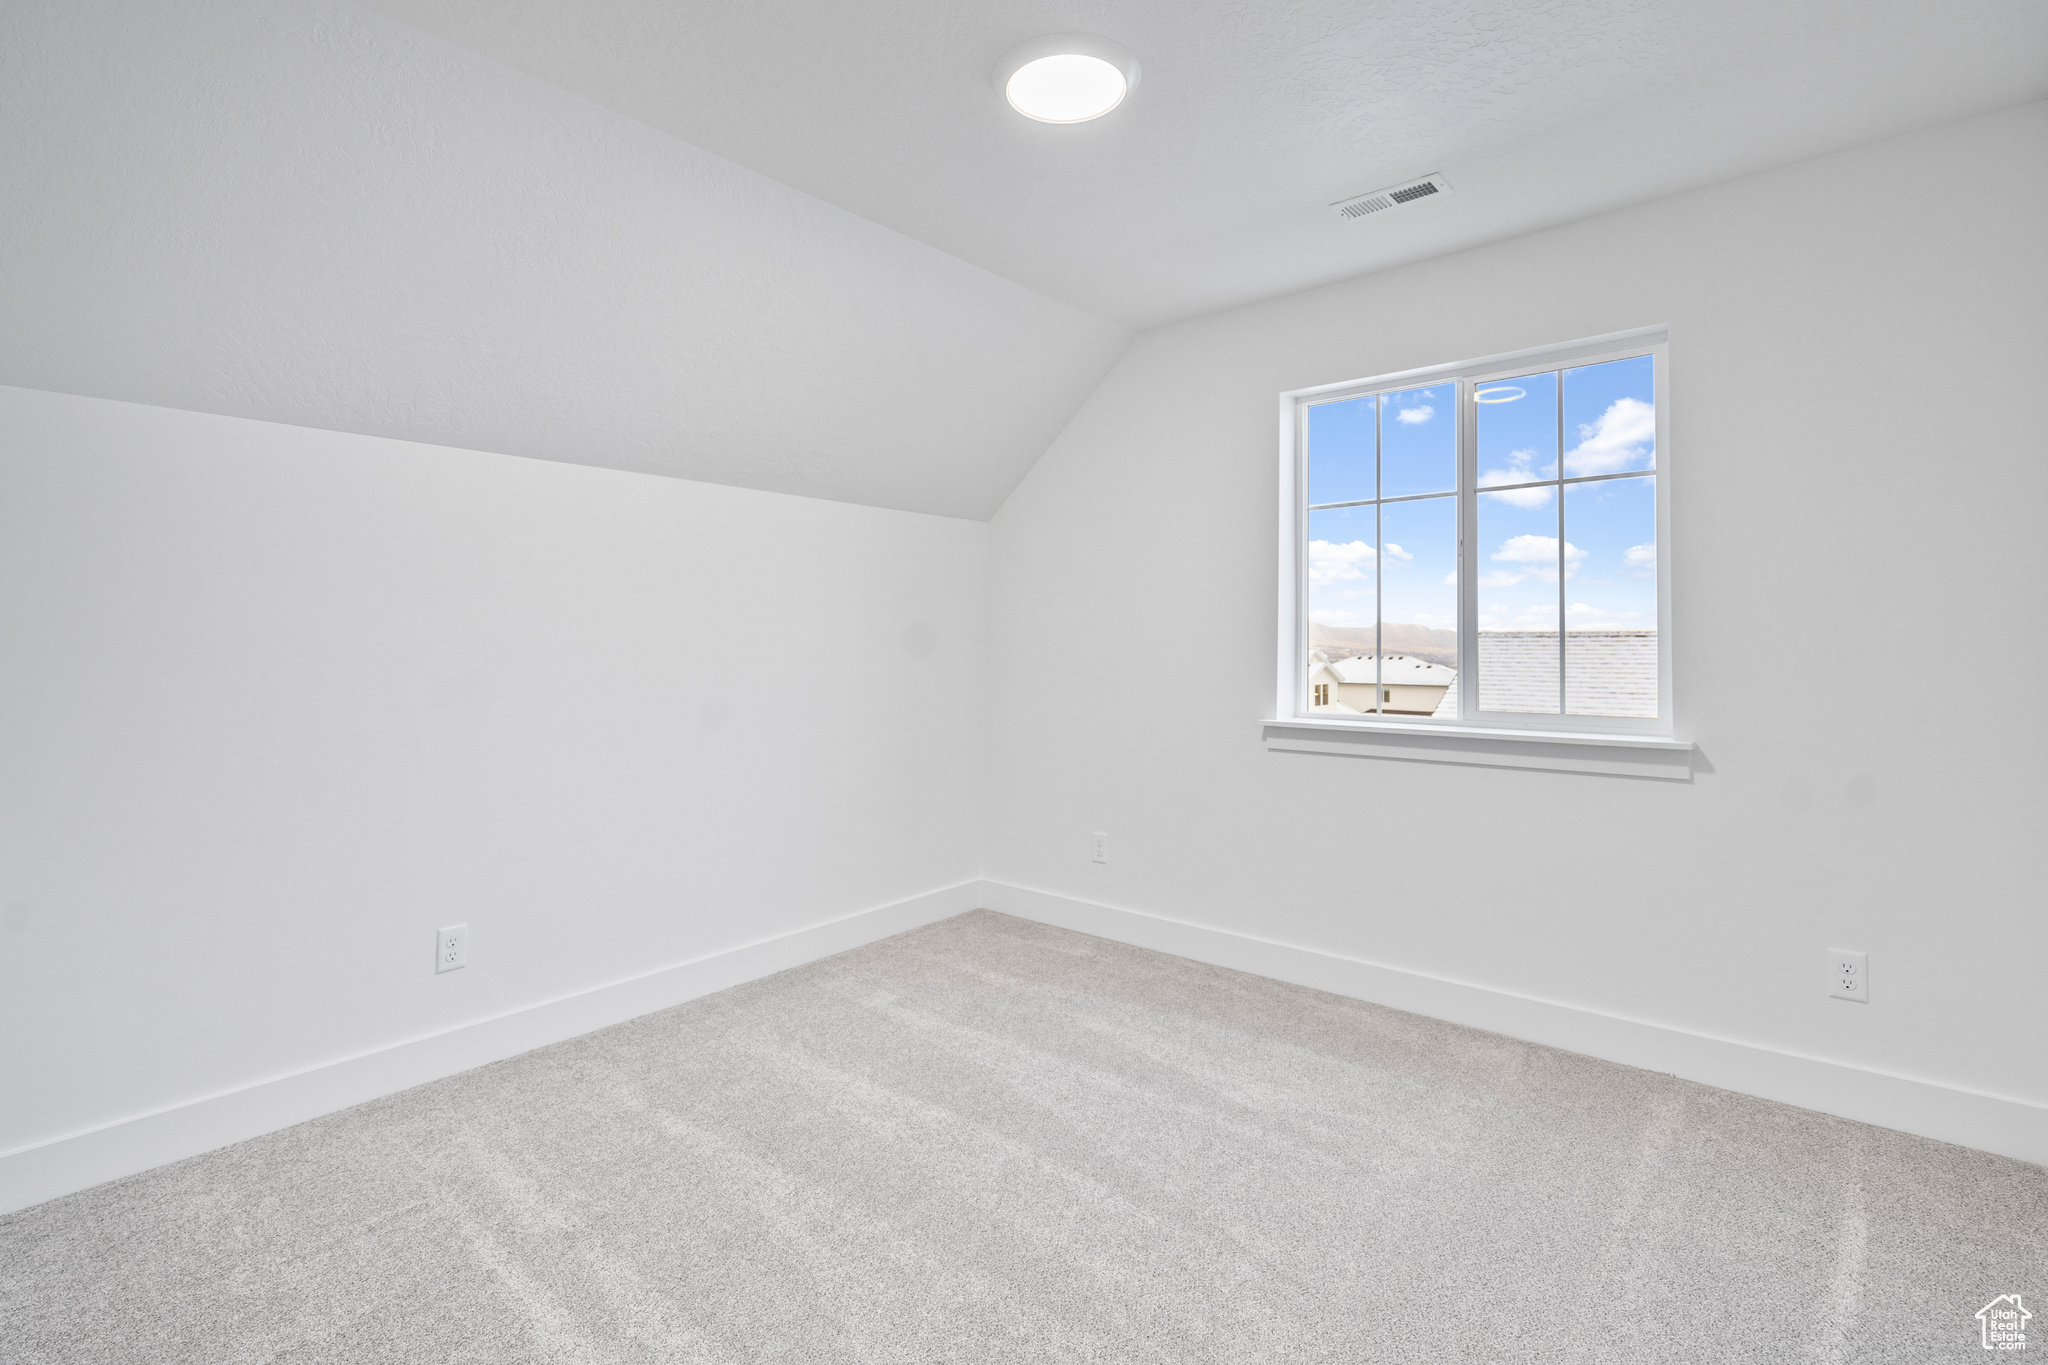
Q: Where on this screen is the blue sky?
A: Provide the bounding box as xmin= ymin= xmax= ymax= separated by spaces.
xmin=1307 ymin=356 xmax=1655 ymax=639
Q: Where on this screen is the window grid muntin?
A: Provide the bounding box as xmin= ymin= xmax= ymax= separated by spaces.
xmin=1465 ymin=468 xmax=1646 ymax=496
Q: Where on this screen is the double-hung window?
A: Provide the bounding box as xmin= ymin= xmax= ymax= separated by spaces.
xmin=1280 ymin=327 xmax=1670 ymax=737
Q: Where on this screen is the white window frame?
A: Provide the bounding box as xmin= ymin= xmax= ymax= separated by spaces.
xmin=1274 ymin=325 xmax=1676 ymax=749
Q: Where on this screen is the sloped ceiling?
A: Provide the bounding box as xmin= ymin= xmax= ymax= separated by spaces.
xmin=0 ymin=2 xmax=1128 ymax=519
xmin=376 ymin=0 xmax=2048 ymax=327
xmin=4 ymin=1 xmax=2042 ymax=517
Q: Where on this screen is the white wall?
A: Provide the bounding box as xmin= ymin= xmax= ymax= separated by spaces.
xmin=0 ymin=1 xmax=1127 ymax=519
xmin=0 ymin=386 xmax=986 ymax=1166
xmin=986 ymin=104 xmax=2048 ymax=1115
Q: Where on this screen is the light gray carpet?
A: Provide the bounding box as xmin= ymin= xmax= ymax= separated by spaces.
xmin=2 ymin=910 xmax=2040 ymax=1363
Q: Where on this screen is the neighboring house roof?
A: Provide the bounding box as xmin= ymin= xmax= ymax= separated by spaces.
xmin=1426 ymin=631 xmax=1657 ymax=720
xmin=1307 ymin=660 xmax=1360 ymax=713
xmin=1470 ymin=632 xmax=1561 ymax=714
xmin=1558 ymin=630 xmax=1658 ymax=718
xmin=1328 ymin=655 xmax=1457 ymax=688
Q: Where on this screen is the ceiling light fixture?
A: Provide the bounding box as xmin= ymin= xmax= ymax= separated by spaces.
xmin=994 ymin=35 xmax=1140 ymax=124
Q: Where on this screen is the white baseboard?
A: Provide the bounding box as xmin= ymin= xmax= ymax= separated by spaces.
xmin=12 ymin=876 xmax=2038 ymax=1217
xmin=0 ymin=882 xmax=983 ymax=1216
xmin=981 ymin=880 xmax=2048 ymax=1168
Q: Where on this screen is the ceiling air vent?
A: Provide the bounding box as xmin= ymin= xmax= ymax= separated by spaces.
xmin=1331 ymin=173 xmax=1452 ymax=221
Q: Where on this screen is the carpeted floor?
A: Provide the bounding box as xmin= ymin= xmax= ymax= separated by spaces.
xmin=2 ymin=910 xmax=2040 ymax=1363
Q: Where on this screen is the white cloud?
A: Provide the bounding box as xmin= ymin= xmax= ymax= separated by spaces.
xmin=1478 ymin=481 xmax=1553 ymax=509
xmin=1307 ymin=538 xmax=1375 ymax=586
xmin=1564 ymin=397 xmax=1654 ymax=476
xmin=1478 ymin=447 xmax=1553 ymax=506
xmin=1441 ymin=571 xmax=1457 ymax=586
xmin=1309 ymin=609 xmax=1371 ymax=628
xmin=1493 ymin=534 xmax=1585 ymax=568
xmin=1382 ymin=542 xmax=1414 ymax=562
xmin=1395 ymin=405 xmax=1434 ymax=425
xmin=1493 ymin=536 xmax=1554 ymax=564
xmin=1624 ymin=542 xmax=1656 ymax=575
xmin=1480 ymin=535 xmax=1585 ymax=587
xmin=1567 ymin=601 xmax=1643 ymax=628
xmin=1480 ymin=603 xmax=1562 ymax=631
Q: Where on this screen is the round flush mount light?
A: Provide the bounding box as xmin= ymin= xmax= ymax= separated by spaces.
xmin=1475 ymin=386 xmax=1527 ymax=404
xmin=995 ymin=34 xmax=1140 ymax=124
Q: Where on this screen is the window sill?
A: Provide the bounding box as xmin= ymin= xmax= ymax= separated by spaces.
xmin=1262 ymin=717 xmax=1695 ymax=780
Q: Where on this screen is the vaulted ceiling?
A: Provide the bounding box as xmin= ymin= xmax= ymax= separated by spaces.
xmin=0 ymin=2 xmax=1126 ymax=519
xmin=4 ymin=1 xmax=2041 ymax=518
xmin=377 ymin=0 xmax=2048 ymax=328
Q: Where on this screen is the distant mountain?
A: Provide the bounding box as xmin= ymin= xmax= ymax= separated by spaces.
xmin=1310 ymin=621 xmax=1457 ymax=668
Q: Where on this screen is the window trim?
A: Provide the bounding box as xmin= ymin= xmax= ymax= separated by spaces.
xmin=1276 ymin=325 xmax=1675 ymax=742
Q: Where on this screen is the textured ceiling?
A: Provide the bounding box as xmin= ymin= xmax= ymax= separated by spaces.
xmin=0 ymin=2 xmax=1127 ymax=519
xmin=376 ymin=0 xmax=2048 ymax=327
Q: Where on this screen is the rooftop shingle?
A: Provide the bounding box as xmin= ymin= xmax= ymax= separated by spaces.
xmin=1428 ymin=631 xmax=1657 ymax=720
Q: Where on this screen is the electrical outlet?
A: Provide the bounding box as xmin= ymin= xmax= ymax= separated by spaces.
xmin=436 ymin=924 xmax=468 ymax=974
xmin=1090 ymin=831 xmax=1108 ymax=864
xmin=1827 ymin=948 xmax=1867 ymax=1003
